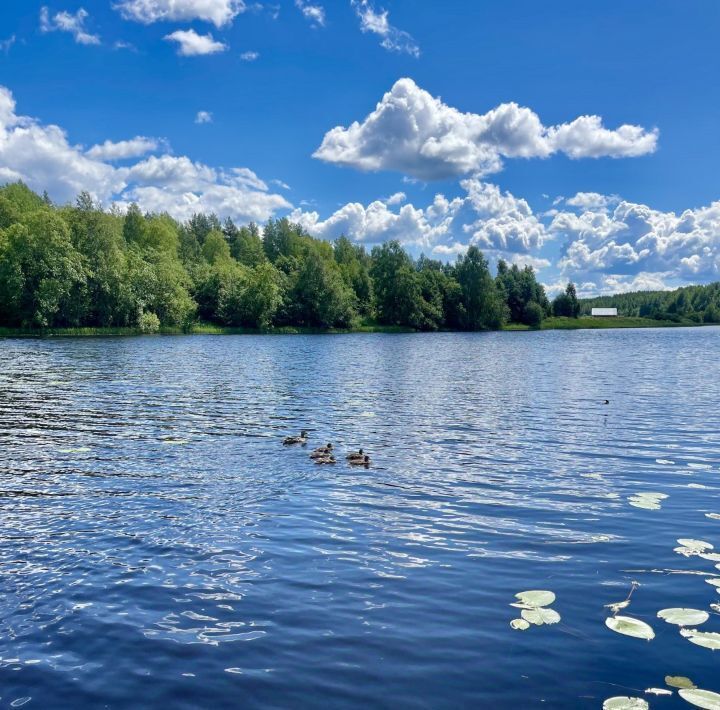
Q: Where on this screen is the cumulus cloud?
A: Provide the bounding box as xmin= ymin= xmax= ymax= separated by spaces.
xmin=86 ymin=137 xmax=163 ymax=161
xmin=314 ymin=78 xmax=658 ymax=180
xmin=552 ymin=196 xmax=720 ymax=286
xmin=114 ymin=0 xmax=245 ymax=27
xmin=0 ymin=84 xmax=290 ymax=225
xmin=351 ymin=0 xmax=419 ymax=57
xmin=289 ymin=178 xmax=547 ymax=257
xmin=295 ymin=0 xmax=325 ymax=27
xmin=40 ymin=6 xmax=101 ymax=45
xmin=165 ymin=29 xmax=227 ymax=56
xmin=195 ymin=110 xmax=213 ymax=124
xmin=240 ymin=50 xmax=259 ymax=61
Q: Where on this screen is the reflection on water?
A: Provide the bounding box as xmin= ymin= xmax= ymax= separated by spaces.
xmin=1 ymin=329 xmax=720 ymax=708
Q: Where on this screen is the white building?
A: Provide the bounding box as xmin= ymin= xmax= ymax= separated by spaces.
xmin=591 ymin=307 xmax=618 ymax=317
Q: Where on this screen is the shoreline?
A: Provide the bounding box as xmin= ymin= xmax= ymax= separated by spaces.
xmin=0 ymin=317 xmax=710 ymax=339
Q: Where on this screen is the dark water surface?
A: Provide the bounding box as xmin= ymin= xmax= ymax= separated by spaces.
xmin=1 ymin=329 xmax=720 ymax=709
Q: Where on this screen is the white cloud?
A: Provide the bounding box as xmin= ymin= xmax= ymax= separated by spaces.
xmin=0 ymin=84 xmax=291 ymax=225
xmin=113 ymin=39 xmax=137 ymax=51
xmin=165 ymin=29 xmax=227 ymax=56
xmin=295 ymin=0 xmax=325 ymax=27
xmin=114 ymin=0 xmax=245 ymax=27
xmin=40 ymin=7 xmax=101 ymax=45
xmin=289 ymin=178 xmax=547 ymax=255
xmin=351 ymin=0 xmax=419 ymax=57
xmin=459 ymin=180 xmax=547 ymax=253
xmin=240 ymin=50 xmax=259 ymax=61
xmin=86 ymin=137 xmax=163 ymax=161
xmin=564 ymin=191 xmax=619 ymax=211
xmin=552 ymin=196 xmax=720 ymax=284
xmin=195 ymin=110 xmax=213 ymax=124
xmin=314 ymin=78 xmax=658 ymax=180
xmin=0 ymin=36 xmax=16 ymax=53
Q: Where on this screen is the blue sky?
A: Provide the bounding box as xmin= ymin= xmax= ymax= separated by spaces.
xmin=1 ymin=0 xmax=719 ymax=294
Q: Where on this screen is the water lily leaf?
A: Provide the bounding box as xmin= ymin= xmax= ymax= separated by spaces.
xmin=646 ymin=688 xmax=672 ymax=696
xmin=603 ymin=697 xmax=649 ymax=710
xmin=678 ymin=539 xmax=713 ymax=552
xmin=706 ymin=513 xmax=720 ymax=521
xmin=605 ymin=615 xmax=655 ymax=640
xmin=705 ymin=579 xmax=720 ymax=588
xmin=710 ymin=604 xmax=720 ymax=613
xmin=515 ymin=590 xmax=555 ymax=608
xmin=521 ymin=607 xmax=561 ymax=626
xmin=680 ymin=629 xmax=720 ymax=650
xmin=699 ymin=553 xmax=720 ymax=562
xmin=658 ymin=608 xmax=710 ymax=627
xmin=628 ymin=496 xmax=661 ymax=510
xmin=666 ymin=677 xmax=697 ymax=690
xmin=510 ymin=618 xmax=530 ymax=631
xmin=678 ymin=688 xmax=720 ymax=709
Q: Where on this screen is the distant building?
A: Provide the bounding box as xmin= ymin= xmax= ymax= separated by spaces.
xmin=591 ymin=307 xmax=618 ymax=317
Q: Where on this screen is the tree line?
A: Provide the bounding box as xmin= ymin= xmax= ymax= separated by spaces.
xmin=0 ymin=182 xmax=583 ymax=332
xmin=581 ymin=283 xmax=720 ymax=324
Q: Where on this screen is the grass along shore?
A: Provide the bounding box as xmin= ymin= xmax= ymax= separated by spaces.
xmin=0 ymin=316 xmax=710 ymax=338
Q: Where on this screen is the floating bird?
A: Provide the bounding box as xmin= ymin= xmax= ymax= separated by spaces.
xmin=283 ymin=430 xmax=308 ymax=445
xmin=603 ymin=400 xmax=610 ymax=405
xmin=314 ymin=455 xmax=336 ymax=465
xmin=346 ymin=448 xmax=365 ymax=461
xmin=349 ymin=455 xmax=371 ymax=467
xmin=310 ymin=443 xmax=333 ymax=459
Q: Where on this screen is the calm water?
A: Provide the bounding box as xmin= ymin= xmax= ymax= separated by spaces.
xmin=1 ymin=329 xmax=720 ymax=709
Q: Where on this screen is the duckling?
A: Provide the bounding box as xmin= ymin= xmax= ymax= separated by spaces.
xmin=346 ymin=448 xmax=365 ymax=461
xmin=283 ymin=430 xmax=308 ymax=445
xmin=309 ymin=443 xmax=333 ymax=459
xmin=349 ymin=455 xmax=371 ymax=467
xmin=314 ymin=455 xmax=336 ymax=465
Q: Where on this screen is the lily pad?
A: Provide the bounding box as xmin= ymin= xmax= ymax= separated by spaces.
xmin=646 ymin=688 xmax=672 ymax=696
xmin=678 ymin=539 xmax=713 ymax=552
xmin=680 ymin=629 xmax=720 ymax=650
xmin=521 ymin=607 xmax=561 ymax=626
xmin=603 ymin=697 xmax=649 ymax=710
xmin=705 ymin=579 xmax=720 ymax=588
xmin=706 ymin=513 xmax=720 ymax=521
xmin=515 ymin=590 xmax=555 ymax=608
xmin=606 ymin=615 xmax=655 ymax=640
xmin=666 ymin=677 xmax=697 ymax=690
xmin=710 ymin=604 xmax=720 ymax=613
xmin=678 ymin=688 xmax=720 ymax=709
xmin=658 ymin=608 xmax=710 ymax=627
xmin=510 ymin=618 xmax=530 ymax=631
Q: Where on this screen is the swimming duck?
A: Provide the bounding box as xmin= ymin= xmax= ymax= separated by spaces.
xmin=349 ymin=455 xmax=371 ymax=467
xmin=309 ymin=443 xmax=333 ymax=459
xmin=346 ymin=448 xmax=365 ymax=461
xmin=603 ymin=400 xmax=610 ymax=405
xmin=283 ymin=430 xmax=308 ymax=445
xmin=314 ymin=455 xmax=336 ymax=465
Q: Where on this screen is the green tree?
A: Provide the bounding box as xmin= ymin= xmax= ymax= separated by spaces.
xmin=453 ymin=246 xmax=504 ymax=330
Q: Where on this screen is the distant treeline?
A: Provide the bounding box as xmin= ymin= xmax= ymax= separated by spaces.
xmin=0 ymin=182 xmax=580 ymax=332
xmin=581 ymin=283 xmax=720 ymax=324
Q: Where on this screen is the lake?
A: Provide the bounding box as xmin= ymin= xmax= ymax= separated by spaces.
xmin=1 ymin=328 xmax=720 ymax=709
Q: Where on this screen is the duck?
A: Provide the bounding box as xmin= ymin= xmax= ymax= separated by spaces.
xmin=309 ymin=443 xmax=333 ymax=459
xmin=346 ymin=448 xmax=365 ymax=461
xmin=603 ymin=400 xmax=610 ymax=405
xmin=314 ymin=455 xmax=336 ymax=465
xmin=283 ymin=430 xmax=308 ymax=445
xmin=349 ymin=455 xmax=371 ymax=467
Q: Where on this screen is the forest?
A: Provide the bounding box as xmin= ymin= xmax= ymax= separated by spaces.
xmin=581 ymin=284 xmax=720 ymax=324
xmin=2 ymin=181 xmax=717 ymax=333
xmin=0 ymin=182 xmax=563 ymax=332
